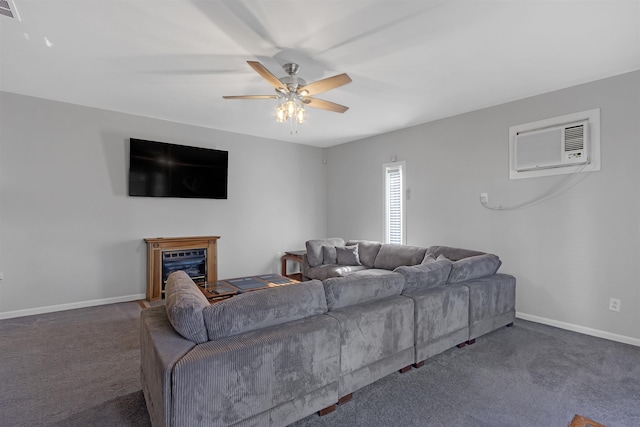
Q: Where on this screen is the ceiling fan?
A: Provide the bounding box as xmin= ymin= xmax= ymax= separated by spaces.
xmin=223 ymin=61 xmax=352 ymax=124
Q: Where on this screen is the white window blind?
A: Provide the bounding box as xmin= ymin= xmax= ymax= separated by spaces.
xmin=384 ymin=162 xmax=404 ymax=245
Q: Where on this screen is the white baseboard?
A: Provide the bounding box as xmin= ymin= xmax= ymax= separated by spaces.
xmin=2 ymin=301 xmax=638 ymax=348
xmin=516 ymin=312 xmax=640 ymax=347
xmin=0 ymin=294 xmax=146 ymax=320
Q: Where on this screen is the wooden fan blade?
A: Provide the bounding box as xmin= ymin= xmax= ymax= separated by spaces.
xmin=302 ymin=97 xmax=349 ymax=113
xmin=247 ymin=61 xmax=289 ymax=92
xmin=298 ymin=73 xmax=352 ymax=96
xmin=223 ymin=95 xmax=279 ymax=99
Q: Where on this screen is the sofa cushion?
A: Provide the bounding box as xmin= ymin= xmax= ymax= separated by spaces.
xmin=346 ymin=240 xmax=382 ymax=267
xmin=394 ymin=256 xmax=453 ymax=291
xmin=178 ymin=314 xmax=340 ymax=426
xmin=425 ymin=245 xmax=486 ymax=262
xmin=203 ymin=280 xmax=328 ymax=340
xmin=306 ymin=264 xmax=370 ymax=280
xmin=164 ymin=270 xmax=210 ymax=344
xmin=306 ymin=238 xmax=345 ymax=267
xmin=327 ymin=296 xmax=414 ymax=384
xmin=447 ymin=254 xmax=502 ymax=284
xmin=349 ymin=268 xmax=397 ymax=277
xmin=323 ymin=272 xmax=405 ymax=310
xmin=322 ymin=245 xmax=338 ymax=264
xmin=373 ymin=244 xmax=427 ymax=270
xmin=337 ymin=245 xmax=361 ymax=266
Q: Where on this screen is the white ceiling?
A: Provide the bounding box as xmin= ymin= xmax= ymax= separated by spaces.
xmin=1 ymin=1 xmax=639 ymax=147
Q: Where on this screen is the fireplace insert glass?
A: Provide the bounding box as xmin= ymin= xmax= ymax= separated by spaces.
xmin=162 ymin=249 xmax=207 ymax=293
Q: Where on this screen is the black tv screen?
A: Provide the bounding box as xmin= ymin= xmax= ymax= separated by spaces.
xmin=129 ymin=138 xmax=228 ymax=199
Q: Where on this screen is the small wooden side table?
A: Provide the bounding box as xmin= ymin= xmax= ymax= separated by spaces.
xmin=281 ymin=250 xmax=306 ymax=281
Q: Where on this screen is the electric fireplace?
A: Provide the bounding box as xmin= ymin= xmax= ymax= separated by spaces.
xmin=145 ymin=236 xmax=220 ymax=301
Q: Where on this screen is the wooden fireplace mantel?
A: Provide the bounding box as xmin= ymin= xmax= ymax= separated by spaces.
xmin=145 ymin=235 xmax=220 ymax=302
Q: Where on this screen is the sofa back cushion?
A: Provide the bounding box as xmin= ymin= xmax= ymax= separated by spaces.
xmin=373 ymin=244 xmax=427 ymax=270
xmin=164 ymin=271 xmax=210 ymax=344
xmin=306 ymin=238 xmax=345 ymax=267
xmin=346 ymin=240 xmax=382 ymax=267
xmin=395 ymin=257 xmax=453 ymax=291
xmin=323 ymin=272 xmax=405 ymax=310
xmin=203 ymin=280 xmax=328 ymax=340
xmin=447 ymin=254 xmax=502 ymax=283
xmin=425 ymin=245 xmax=486 ymax=262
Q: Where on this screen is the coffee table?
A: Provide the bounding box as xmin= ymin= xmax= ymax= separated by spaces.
xmin=198 ymin=273 xmax=300 ymax=302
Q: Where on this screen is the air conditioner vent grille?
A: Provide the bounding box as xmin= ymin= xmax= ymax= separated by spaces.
xmin=564 ymin=124 xmax=584 ymax=151
xmin=0 ymin=0 xmax=14 ymax=18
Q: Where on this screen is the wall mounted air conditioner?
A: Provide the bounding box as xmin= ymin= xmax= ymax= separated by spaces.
xmin=514 ymin=120 xmax=589 ymax=172
xmin=509 ymin=108 xmax=600 ymax=180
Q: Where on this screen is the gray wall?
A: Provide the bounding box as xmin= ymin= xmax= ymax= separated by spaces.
xmin=327 ymin=71 xmax=640 ymax=342
xmin=0 ymin=92 xmax=327 ymax=315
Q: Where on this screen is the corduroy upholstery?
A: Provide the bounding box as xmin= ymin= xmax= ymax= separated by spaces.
xmin=323 ymin=272 xmax=404 ymax=310
xmin=203 ymin=279 xmax=327 ymax=340
xmin=326 ymin=295 xmax=415 ymax=397
xmin=447 ymin=254 xmax=502 ymax=284
xmin=394 ymin=256 xmax=453 ymax=291
xmin=140 ymin=280 xmax=340 ymax=427
xmin=140 ymin=306 xmax=196 ymax=427
xmin=424 ymin=245 xmax=487 ymax=261
xmin=171 ymin=315 xmax=340 ymax=426
xmin=345 ymin=240 xmax=383 ymax=267
xmin=304 ymin=263 xmax=370 ymax=280
xmin=306 ymin=238 xmax=345 ymax=267
xmin=373 ymin=244 xmax=427 ymax=270
xmin=302 ymin=240 xmax=516 ymax=362
xmin=464 ymin=273 xmax=516 ymax=340
xmin=164 ymin=271 xmax=210 ymax=344
xmin=403 ymin=283 xmax=470 ymax=362
xmin=142 ymin=243 xmax=516 ymax=426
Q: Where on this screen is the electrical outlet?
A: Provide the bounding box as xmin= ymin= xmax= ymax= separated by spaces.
xmin=480 ymin=193 xmax=488 ymax=204
xmin=609 ymin=298 xmax=621 ymax=312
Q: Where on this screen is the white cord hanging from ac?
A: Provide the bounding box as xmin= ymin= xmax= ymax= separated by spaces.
xmin=480 ymin=164 xmax=590 ymax=210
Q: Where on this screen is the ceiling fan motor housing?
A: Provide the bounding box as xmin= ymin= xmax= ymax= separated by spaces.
xmin=279 ymin=63 xmax=305 ymax=92
xmin=279 ymin=75 xmax=307 ymax=92
xmin=224 ymin=60 xmax=350 ymax=114
xmin=282 ymin=63 xmax=300 ymax=75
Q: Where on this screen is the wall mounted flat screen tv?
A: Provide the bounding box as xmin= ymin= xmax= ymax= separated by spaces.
xmin=129 ymin=138 xmax=228 ymax=199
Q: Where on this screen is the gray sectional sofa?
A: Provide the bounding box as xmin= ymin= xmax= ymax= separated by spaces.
xmin=140 ymin=240 xmax=516 ymax=426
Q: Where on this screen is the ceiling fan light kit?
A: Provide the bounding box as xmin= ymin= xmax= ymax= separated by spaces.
xmin=276 ymin=96 xmax=305 ymax=124
xmin=223 ymin=61 xmax=351 ymax=133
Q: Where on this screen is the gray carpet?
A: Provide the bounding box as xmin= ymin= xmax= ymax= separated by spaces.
xmin=1 ymin=302 xmax=639 ymax=426
xmin=0 ymin=302 xmax=149 ymax=426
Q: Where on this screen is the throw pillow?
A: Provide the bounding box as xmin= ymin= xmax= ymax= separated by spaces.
xmin=345 ymin=240 xmax=382 ymax=267
xmin=336 ymin=244 xmax=361 ymax=265
xmin=322 ymin=245 xmax=338 ymax=264
xmin=306 ymin=238 xmax=346 ymax=267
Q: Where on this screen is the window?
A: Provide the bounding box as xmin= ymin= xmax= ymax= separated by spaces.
xmin=384 ymin=161 xmax=405 ymax=245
